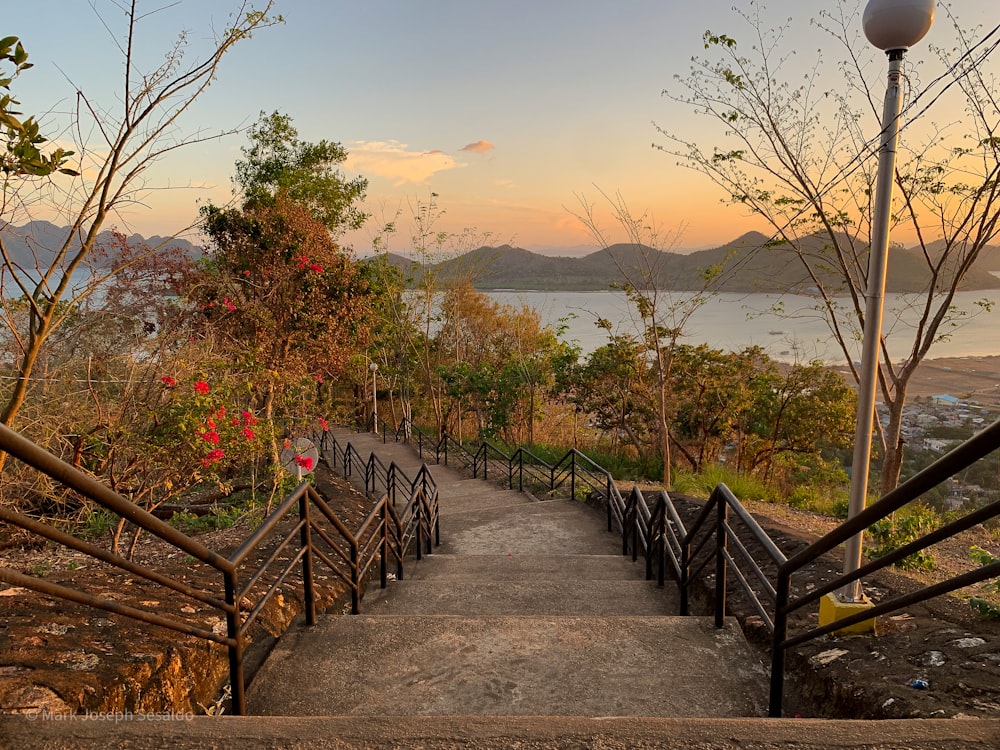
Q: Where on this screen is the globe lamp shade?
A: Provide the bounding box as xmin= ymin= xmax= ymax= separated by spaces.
xmin=863 ymin=0 xmax=935 ymax=51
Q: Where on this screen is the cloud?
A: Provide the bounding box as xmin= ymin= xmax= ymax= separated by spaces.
xmin=460 ymin=140 xmax=495 ymax=154
xmin=345 ymin=140 xmax=462 ymax=185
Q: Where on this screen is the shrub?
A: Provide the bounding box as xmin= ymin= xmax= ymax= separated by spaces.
xmin=865 ymin=505 xmax=938 ymax=571
xmin=969 ymin=546 xmax=1000 ymax=621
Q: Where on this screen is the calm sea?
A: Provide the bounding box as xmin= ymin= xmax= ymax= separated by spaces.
xmin=487 ymin=290 xmax=1000 ymax=363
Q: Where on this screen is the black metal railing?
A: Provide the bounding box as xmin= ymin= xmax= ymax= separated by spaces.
xmin=367 ymin=415 xmax=1000 ymax=718
xmin=0 ymin=423 xmax=439 ymax=716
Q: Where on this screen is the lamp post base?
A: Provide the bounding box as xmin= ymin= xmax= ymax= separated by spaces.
xmin=819 ymin=592 xmax=877 ymax=636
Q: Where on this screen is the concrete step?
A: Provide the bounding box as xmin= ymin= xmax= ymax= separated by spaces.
xmin=439 ymin=500 xmax=621 ymax=555
xmin=363 ymin=579 xmax=676 ymax=615
xmin=436 ymin=488 xmax=537 ymax=515
xmin=396 ymin=553 xmax=648 ymax=582
xmin=6 ymin=716 xmax=1000 ymax=750
xmin=246 ymin=614 xmax=768 ymax=718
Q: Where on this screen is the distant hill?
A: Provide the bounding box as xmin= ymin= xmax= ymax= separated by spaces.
xmin=376 ymin=232 xmax=1000 ymax=293
xmin=0 ymin=221 xmax=204 ymax=270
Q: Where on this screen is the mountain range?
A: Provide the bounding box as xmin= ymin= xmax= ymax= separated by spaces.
xmin=3 ymin=222 xmax=997 ymax=295
xmin=383 ymin=231 xmax=1000 ymax=294
xmin=0 ymin=221 xmax=203 ymax=270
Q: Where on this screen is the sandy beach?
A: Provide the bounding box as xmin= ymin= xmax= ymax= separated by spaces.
xmin=832 ymin=355 xmax=1000 ymax=410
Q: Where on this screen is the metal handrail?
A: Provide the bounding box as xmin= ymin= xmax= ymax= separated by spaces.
xmin=0 ymin=422 xmax=439 ymax=717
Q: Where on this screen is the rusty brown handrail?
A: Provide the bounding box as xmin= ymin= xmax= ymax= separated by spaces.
xmin=0 ymin=422 xmax=440 ymax=716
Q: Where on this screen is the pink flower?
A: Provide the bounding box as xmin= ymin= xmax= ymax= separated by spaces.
xmin=317 ymin=417 xmax=328 ymax=431
xmin=293 ymin=455 xmax=314 ymax=471
xmin=242 ymin=427 xmax=255 ymax=441
xmin=200 ymin=430 xmax=220 ymax=444
xmin=201 ymin=448 xmax=225 ymax=466
xmin=161 ymin=376 xmax=177 ymax=387
xmin=243 ymin=270 xmax=251 ymax=276
xmin=194 ymin=381 xmax=210 ymax=395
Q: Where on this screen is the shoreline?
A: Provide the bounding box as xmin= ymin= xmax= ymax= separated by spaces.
xmin=831 ymin=355 xmax=1000 ymax=409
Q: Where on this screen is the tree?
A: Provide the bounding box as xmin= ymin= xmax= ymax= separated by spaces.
xmin=572 ymin=190 xmax=720 ymax=488
xmin=660 ymin=3 xmax=1000 ymax=494
xmin=0 ymin=3 xmax=281 ymax=464
xmin=234 ymin=111 xmax=368 ymax=235
xmin=194 ymin=197 xmax=373 ymax=423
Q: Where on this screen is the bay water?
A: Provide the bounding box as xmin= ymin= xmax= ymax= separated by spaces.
xmin=487 ymin=290 xmax=1000 ymax=363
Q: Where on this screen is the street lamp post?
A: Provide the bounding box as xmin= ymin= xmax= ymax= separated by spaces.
xmin=369 ymin=362 xmax=379 ymax=434
xmin=839 ymin=0 xmax=936 ymax=605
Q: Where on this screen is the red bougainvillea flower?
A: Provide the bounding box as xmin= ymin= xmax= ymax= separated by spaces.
xmin=194 ymin=381 xmax=210 ymax=395
xmin=160 ymin=376 xmax=177 ymax=387
xmin=308 ymin=263 xmax=323 ymax=273
xmin=317 ymin=417 xmax=329 ymax=431
xmin=243 ymin=269 xmax=251 ymax=276
xmin=224 ymin=297 xmax=237 ymax=312
xmin=205 ymin=417 xmax=216 ymax=429
xmin=242 ymin=427 xmax=255 ymax=441
xmin=201 ymin=448 xmax=225 ymax=466
xmin=293 ymin=455 xmax=314 ymax=471
xmin=200 ymin=430 xmax=221 ymax=444
xmin=241 ymin=410 xmax=258 ymax=427
xmin=295 ymin=254 xmax=309 ymax=270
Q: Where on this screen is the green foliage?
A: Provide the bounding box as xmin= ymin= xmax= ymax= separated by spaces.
xmin=968 ymin=546 xmax=1000 ymax=621
xmin=234 ymin=111 xmax=367 ymax=234
xmin=865 ymin=506 xmax=938 ymax=571
xmin=1 ymin=36 xmax=77 ymax=177
xmin=671 ymin=463 xmax=776 ymax=503
xmin=79 ymin=508 xmax=118 ymax=539
xmin=170 ymin=505 xmax=246 ymax=535
xmin=786 ymin=485 xmax=850 ymax=519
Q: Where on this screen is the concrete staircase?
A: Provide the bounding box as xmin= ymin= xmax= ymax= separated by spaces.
xmin=6 ymin=429 xmax=999 ymax=748
xmin=245 ymin=428 xmax=768 ymax=719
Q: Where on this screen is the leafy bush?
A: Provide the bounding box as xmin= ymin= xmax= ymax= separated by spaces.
xmin=969 ymin=545 xmax=1000 ymax=620
xmin=672 ymin=464 xmax=776 ymax=502
xmin=865 ymin=505 xmax=938 ymax=571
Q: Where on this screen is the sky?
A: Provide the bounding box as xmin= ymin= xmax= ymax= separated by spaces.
xmin=5 ymin=1 xmax=999 ymax=255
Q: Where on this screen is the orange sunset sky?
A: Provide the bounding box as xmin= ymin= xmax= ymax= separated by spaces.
xmin=6 ymin=1 xmax=999 ymax=255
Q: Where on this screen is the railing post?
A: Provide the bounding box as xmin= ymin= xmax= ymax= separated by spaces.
xmin=715 ymin=493 xmax=728 ymax=629
xmin=299 ymin=492 xmax=316 ymax=627
xmin=645 ymin=504 xmax=655 ymax=581
xmin=380 ymin=502 xmax=388 ymax=589
xmin=607 ymin=476 xmax=613 ymax=532
xmin=224 ymin=571 xmax=245 ymax=715
xmin=769 ymin=570 xmax=791 ymax=717
xmin=415 ymin=489 xmax=424 ymax=561
xmin=482 ymin=445 xmax=488 ymax=480
xmin=631 ymin=492 xmax=639 ymax=563
xmin=623 ymin=490 xmax=632 ymax=556
xmin=680 ymin=523 xmax=691 ymax=616
xmin=657 ymin=499 xmax=666 ymax=588
xmin=570 ymin=452 xmax=577 ymax=503
xmin=350 ymin=540 xmax=360 ymax=614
